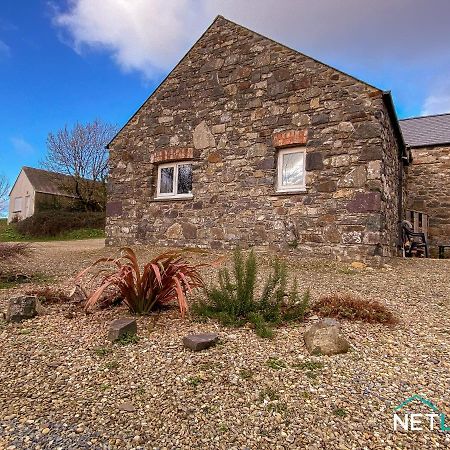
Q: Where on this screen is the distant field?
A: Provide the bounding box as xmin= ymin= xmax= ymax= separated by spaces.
xmin=0 ymin=217 xmax=105 ymax=242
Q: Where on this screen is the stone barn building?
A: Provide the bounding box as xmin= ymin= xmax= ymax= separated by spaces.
xmin=106 ymin=16 xmax=411 ymax=261
xmin=400 ymin=114 xmax=450 ymax=250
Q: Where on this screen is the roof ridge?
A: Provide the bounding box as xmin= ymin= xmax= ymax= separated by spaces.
xmin=23 ymin=166 xmax=70 ymax=174
xmin=400 ymin=112 xmax=450 ymax=121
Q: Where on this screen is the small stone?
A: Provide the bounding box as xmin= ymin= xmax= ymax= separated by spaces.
xmin=350 ymin=261 xmax=367 ymax=270
xmin=41 ymin=428 xmax=50 ymax=435
xmin=183 ymin=333 xmax=219 ymax=351
xmin=35 ymin=300 xmax=48 ymax=316
xmin=118 ymin=402 xmax=136 ymax=412
xmin=68 ymin=285 xmax=87 ymax=303
xmin=47 ymin=361 xmax=61 ymax=368
xmin=108 ymin=318 xmax=137 ymax=342
xmin=64 ymin=310 xmax=75 ymax=319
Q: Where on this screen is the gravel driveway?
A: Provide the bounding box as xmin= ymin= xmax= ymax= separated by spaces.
xmin=1 ymin=240 xmax=450 ymax=449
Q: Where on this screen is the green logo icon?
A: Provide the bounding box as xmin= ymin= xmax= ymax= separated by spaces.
xmin=394 ymin=395 xmax=450 ymax=432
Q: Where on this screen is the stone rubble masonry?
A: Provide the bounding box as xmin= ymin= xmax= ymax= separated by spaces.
xmin=407 ymin=145 xmax=450 ymax=250
xmin=106 ymin=16 xmax=405 ymax=261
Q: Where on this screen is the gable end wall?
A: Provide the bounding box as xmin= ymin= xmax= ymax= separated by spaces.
xmin=106 ymin=17 xmax=401 ymax=261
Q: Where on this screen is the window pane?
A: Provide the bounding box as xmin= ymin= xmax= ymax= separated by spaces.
xmin=160 ymin=167 xmax=174 ymax=194
xmin=14 ymin=197 xmax=22 ymax=211
xmin=282 ymin=152 xmax=304 ymax=186
xmin=177 ymin=164 xmax=192 ymax=194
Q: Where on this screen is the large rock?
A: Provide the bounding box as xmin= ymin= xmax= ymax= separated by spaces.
xmin=108 ymin=318 xmax=137 ymax=342
xmin=6 ymin=296 xmax=38 ymax=322
xmin=304 ymin=318 xmax=350 ymax=356
xmin=183 ymin=333 xmax=219 ymax=351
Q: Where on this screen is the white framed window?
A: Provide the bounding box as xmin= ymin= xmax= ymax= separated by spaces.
xmin=156 ymin=162 xmax=193 ymax=199
xmin=276 ymin=147 xmax=306 ymax=192
xmin=13 ymin=197 xmax=23 ymax=212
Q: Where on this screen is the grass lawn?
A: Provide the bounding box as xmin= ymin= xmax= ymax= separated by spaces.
xmin=0 ymin=218 xmax=105 ymax=242
xmin=0 ymin=273 xmax=54 ymax=289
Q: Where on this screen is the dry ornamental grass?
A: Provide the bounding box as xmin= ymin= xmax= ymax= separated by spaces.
xmin=312 ymin=294 xmax=398 ymax=324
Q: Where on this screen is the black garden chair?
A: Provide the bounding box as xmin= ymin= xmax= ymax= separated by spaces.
xmin=401 ymin=220 xmax=429 ymax=258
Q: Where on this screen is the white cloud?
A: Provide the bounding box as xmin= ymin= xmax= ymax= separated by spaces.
xmin=422 ymin=95 xmax=450 ymax=116
xmin=52 ymin=0 xmax=208 ymax=78
xmin=0 ymin=40 xmax=10 ymax=58
xmin=52 ymin=0 xmax=450 ymax=81
xmin=422 ymin=80 xmax=450 ymax=115
xmin=10 ymin=137 xmax=35 ymax=155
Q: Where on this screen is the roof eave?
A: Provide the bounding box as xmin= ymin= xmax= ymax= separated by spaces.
xmin=408 ymin=141 xmax=450 ymax=149
xmin=382 ymin=91 xmax=408 ymax=163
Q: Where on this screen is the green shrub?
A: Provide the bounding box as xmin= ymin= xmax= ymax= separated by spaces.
xmin=192 ymin=248 xmax=310 ymax=338
xmin=14 ymin=210 xmax=105 ymax=237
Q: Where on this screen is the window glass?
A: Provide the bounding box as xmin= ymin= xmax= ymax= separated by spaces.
xmin=160 ymin=167 xmax=174 ymax=194
xmin=177 ymin=164 xmax=192 ymax=194
xmin=14 ymin=197 xmax=22 ymax=212
xmin=281 ymin=152 xmax=304 ymax=187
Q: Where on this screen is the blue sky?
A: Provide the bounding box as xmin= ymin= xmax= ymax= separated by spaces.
xmin=1 ymin=0 xmax=450 ymax=188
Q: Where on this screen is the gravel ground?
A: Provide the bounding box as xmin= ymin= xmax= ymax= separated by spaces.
xmin=1 ymin=239 xmax=450 ymax=449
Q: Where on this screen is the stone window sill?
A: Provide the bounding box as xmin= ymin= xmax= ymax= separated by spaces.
xmin=272 ymin=189 xmax=307 ymax=196
xmin=152 ymin=196 xmax=193 ymax=202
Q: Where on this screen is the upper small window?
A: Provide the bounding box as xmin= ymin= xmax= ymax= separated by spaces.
xmin=13 ymin=197 xmax=23 ymax=212
xmin=276 ymin=147 xmax=306 ymax=192
xmin=157 ymin=162 xmax=193 ymax=199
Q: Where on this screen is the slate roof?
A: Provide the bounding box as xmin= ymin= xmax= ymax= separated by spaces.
xmin=22 ymin=167 xmax=79 ymax=197
xmin=399 ymin=113 xmax=450 ymax=148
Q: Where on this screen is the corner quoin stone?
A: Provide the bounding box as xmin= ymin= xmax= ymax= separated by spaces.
xmin=183 ymin=333 xmax=219 ymax=351
xmin=108 ymin=318 xmax=137 ymax=342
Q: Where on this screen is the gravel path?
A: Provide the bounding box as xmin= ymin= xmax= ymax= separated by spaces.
xmin=1 ymin=240 xmax=450 ymax=449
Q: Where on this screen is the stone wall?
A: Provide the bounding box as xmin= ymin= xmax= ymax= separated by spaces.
xmin=407 ymin=146 xmax=450 ymax=249
xmin=106 ymin=16 xmax=404 ymax=261
xmin=377 ymin=104 xmax=405 ymax=255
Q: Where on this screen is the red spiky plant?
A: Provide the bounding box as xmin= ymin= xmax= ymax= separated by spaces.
xmin=76 ymin=247 xmax=205 ymax=317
